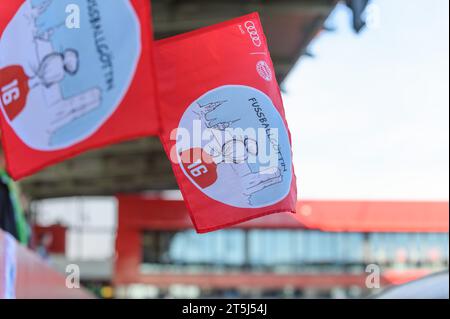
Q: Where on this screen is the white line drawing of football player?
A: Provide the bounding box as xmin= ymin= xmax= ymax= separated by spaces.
xmin=194 ymin=101 xmax=242 ymax=163
xmin=194 ymin=100 xmax=283 ymax=205
xmin=29 ymin=49 xmax=102 ymax=136
xmin=24 ymin=0 xmax=52 ymax=25
xmin=195 ymin=100 xmax=239 ymax=131
xmin=221 ymin=137 xmax=282 ymax=199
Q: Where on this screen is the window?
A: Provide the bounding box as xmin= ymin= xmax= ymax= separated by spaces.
xmin=141 ymin=230 xmax=449 ymax=271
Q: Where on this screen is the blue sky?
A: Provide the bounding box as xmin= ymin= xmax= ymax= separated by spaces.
xmin=283 ymin=0 xmax=449 ymax=200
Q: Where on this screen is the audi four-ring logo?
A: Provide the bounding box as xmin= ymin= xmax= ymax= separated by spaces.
xmin=244 ymin=21 xmax=262 ymax=47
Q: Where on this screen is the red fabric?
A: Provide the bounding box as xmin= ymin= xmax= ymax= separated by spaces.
xmin=0 ymin=0 xmax=159 ymax=180
xmin=155 ymin=13 xmax=297 ymax=233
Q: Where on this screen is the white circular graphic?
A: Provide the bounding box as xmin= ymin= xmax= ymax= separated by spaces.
xmin=176 ymin=85 xmax=292 ymax=208
xmin=0 ymin=0 xmax=140 ymax=151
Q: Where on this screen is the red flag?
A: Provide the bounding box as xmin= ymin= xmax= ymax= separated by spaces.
xmin=0 ymin=0 xmax=158 ymax=179
xmin=156 ymin=13 xmax=297 ymax=233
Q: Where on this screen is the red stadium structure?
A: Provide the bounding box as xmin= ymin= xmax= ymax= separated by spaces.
xmin=114 ymin=196 xmax=448 ymax=298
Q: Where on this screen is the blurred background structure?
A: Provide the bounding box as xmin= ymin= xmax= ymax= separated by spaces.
xmin=29 ymin=197 xmax=448 ymax=299
xmin=1 ymin=0 xmax=449 ymax=299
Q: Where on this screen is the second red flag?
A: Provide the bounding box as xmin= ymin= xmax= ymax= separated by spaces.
xmin=155 ymin=13 xmax=298 ymax=233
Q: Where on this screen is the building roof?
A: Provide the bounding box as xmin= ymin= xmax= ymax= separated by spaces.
xmin=117 ymin=195 xmax=450 ymax=233
xmin=296 ymin=200 xmax=450 ymax=233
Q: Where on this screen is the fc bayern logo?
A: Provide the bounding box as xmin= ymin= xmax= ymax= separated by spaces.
xmin=256 ymin=60 xmax=272 ymax=82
